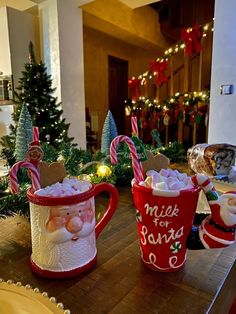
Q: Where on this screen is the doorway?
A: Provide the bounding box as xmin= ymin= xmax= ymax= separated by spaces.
xmin=108 ymin=56 xmax=128 ymax=135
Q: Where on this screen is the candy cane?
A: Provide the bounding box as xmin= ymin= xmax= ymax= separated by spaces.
xmin=33 ymin=126 xmax=39 ymax=142
xmin=9 ymin=161 xmax=40 ymax=193
xmin=131 ymin=116 xmax=139 ymax=137
xmin=110 ymin=135 xmax=144 ymax=183
xmin=191 ymin=174 xmax=219 ymax=201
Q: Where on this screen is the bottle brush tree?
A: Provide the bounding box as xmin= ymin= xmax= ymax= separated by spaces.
xmin=101 ymin=110 xmax=118 ymax=155
xmin=15 ymin=103 xmax=33 ymax=161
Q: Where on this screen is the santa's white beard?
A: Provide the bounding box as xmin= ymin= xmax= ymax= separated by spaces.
xmin=46 ymin=227 xmax=75 ymax=244
xmin=46 ymin=219 xmax=95 ymax=244
xmin=220 ymin=198 xmax=236 ymax=226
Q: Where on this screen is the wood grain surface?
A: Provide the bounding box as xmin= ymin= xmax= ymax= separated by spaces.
xmin=0 ymin=186 xmax=235 ymax=314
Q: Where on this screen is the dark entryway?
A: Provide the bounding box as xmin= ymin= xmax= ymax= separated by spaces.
xmin=108 ymin=56 xmax=128 ymax=135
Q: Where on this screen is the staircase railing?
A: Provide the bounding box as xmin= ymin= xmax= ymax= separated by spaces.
xmin=126 ymin=20 xmax=213 ymax=149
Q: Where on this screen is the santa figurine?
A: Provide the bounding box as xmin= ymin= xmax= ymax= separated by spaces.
xmin=187 ymin=175 xmax=236 ymax=249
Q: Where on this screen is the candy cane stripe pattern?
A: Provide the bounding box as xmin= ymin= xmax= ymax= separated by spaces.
xmin=110 ymin=135 xmax=144 ymax=183
xmin=9 ymin=161 xmax=40 ymax=193
xmin=191 ymin=174 xmax=219 ymax=201
xmin=33 ymin=127 xmax=39 ymax=142
xmin=131 ymin=116 xmax=139 ymax=137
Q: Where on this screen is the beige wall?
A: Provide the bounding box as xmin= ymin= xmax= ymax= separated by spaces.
xmin=83 ymin=26 xmax=160 ymax=143
xmin=7 ymin=7 xmax=37 ymax=87
xmin=82 ymin=0 xmax=170 ymax=50
xmin=0 ymin=7 xmax=11 ymax=75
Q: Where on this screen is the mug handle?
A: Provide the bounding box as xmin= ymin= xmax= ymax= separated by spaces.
xmin=93 ymin=182 xmax=119 ymax=239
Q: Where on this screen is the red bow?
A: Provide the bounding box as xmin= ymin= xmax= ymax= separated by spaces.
xmin=181 ymin=23 xmax=202 ymax=56
xmin=150 ymin=60 xmax=168 ymax=86
xmin=128 ymin=78 xmax=141 ymax=101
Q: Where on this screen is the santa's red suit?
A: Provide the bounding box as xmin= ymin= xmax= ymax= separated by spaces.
xmin=199 ymin=192 xmax=236 ymax=249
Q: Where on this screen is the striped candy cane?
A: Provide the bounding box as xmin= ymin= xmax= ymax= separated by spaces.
xmin=131 ymin=116 xmax=139 ymax=137
xmin=110 ymin=135 xmax=144 ymax=183
xmin=191 ymin=174 xmax=219 ymax=201
xmin=9 ymin=161 xmax=41 ymax=193
xmin=33 ymin=127 xmax=39 ymax=142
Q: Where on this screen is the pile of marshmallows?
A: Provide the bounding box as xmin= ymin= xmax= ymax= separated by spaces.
xmin=34 ymin=169 xmax=193 ymax=196
xmin=35 ymin=178 xmax=92 ymax=197
xmin=140 ymin=169 xmax=194 ymax=191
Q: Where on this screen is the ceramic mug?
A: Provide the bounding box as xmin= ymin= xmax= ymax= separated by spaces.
xmin=133 ymin=182 xmax=200 ymax=272
xmin=27 ymin=182 xmax=118 ymax=278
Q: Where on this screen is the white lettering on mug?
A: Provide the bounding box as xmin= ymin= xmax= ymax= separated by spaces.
xmin=144 ymin=203 xmax=179 ymax=219
xmin=140 ymin=225 xmax=184 ymax=246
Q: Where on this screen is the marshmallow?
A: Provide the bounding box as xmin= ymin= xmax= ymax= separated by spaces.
xmin=142 ymin=168 xmax=194 ymax=192
xmin=35 ymin=178 xmax=92 ymax=197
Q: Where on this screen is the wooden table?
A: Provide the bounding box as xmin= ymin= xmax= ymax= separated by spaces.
xmin=0 ymin=186 xmax=235 ymax=314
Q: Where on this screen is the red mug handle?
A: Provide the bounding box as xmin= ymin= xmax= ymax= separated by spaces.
xmin=93 ymin=182 xmax=119 ymax=239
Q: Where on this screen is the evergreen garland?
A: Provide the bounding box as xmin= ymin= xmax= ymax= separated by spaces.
xmin=15 ymin=103 xmax=33 ymax=161
xmin=101 ymin=110 xmax=118 ymax=155
xmin=156 ymin=141 xmax=186 ymax=163
xmin=0 ymin=141 xmax=186 ymax=218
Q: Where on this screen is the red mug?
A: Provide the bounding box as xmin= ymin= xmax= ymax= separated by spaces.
xmin=133 ymin=183 xmax=200 ymax=272
xmin=27 ymin=182 xmax=118 ymax=278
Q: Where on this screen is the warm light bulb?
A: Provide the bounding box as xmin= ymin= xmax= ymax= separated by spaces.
xmin=125 ymin=106 xmax=131 ymax=116
xmin=78 ymin=174 xmax=91 ymax=182
xmin=97 ymin=165 xmax=112 ymax=177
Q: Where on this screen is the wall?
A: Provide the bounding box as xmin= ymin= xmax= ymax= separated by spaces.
xmin=82 ymin=0 xmax=170 ymax=50
xmin=7 ymin=7 xmax=36 ymax=87
xmin=0 ymin=6 xmax=36 ymax=142
xmin=208 ymin=0 xmax=236 ymax=144
xmin=0 ymin=7 xmax=37 ymax=88
xmin=0 ymin=7 xmax=11 ymax=75
xmin=83 ymin=26 xmax=159 ymax=143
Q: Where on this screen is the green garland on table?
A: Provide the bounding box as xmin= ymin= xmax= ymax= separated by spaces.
xmin=0 ymin=141 xmax=186 ymax=217
xmin=0 ymin=183 xmax=30 ymax=218
xmin=154 ymin=141 xmax=186 ymax=163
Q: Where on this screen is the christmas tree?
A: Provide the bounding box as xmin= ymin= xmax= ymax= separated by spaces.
xmin=6 ymin=41 xmax=73 ymax=149
xmin=15 ymin=103 xmax=33 ymax=161
xmin=101 ymin=110 xmax=118 ymax=155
